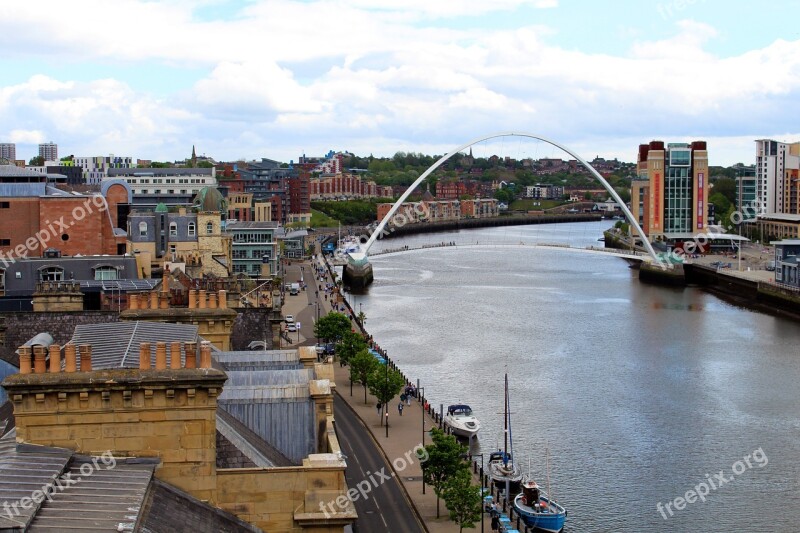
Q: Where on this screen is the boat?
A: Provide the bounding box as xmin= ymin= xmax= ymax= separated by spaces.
xmin=442 ymin=404 xmax=480 ymax=440
xmin=488 ymin=374 xmax=523 ymax=494
xmin=513 ymin=479 xmax=567 ymax=533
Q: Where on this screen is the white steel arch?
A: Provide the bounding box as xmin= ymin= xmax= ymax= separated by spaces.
xmin=364 ymin=132 xmax=664 ymax=268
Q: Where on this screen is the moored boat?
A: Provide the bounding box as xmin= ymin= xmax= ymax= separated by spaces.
xmin=443 ymin=404 xmax=480 ymax=440
xmin=513 ymin=479 xmax=567 ymax=533
xmin=488 ymin=374 xmax=523 ymax=493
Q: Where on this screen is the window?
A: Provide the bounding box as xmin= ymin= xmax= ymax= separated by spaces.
xmin=206 ymin=222 xmax=214 ymax=234
xmin=93 ymin=266 xmax=118 ymax=280
xmin=0 ymin=239 xmax=9 ymax=246
xmin=169 ymin=244 xmax=177 ymax=255
xmin=169 ymin=222 xmax=177 ymax=236
xmin=232 ymin=249 xmax=248 ymax=259
xmin=0 ymin=269 xmax=4 ymax=289
xmin=0 ymin=202 xmax=9 ymax=208
xmin=188 ymin=222 xmax=196 ymax=236
xmin=40 ymin=267 xmax=64 ymax=281
xmin=139 ymin=221 xmax=148 ymax=237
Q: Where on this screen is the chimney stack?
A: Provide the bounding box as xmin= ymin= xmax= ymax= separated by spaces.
xmin=139 ymin=342 xmax=151 ymax=370
xmin=170 ymin=342 xmax=182 ymax=369
xmin=19 ymin=346 xmax=32 ymax=375
xmin=79 ymin=345 xmax=92 ymax=372
xmin=48 ymin=344 xmax=61 ymax=373
xmin=64 ymin=344 xmax=77 ymax=373
xmin=33 ymin=346 xmax=47 ymax=374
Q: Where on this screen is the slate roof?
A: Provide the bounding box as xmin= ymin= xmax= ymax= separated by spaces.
xmin=69 ymin=321 xmax=199 ymax=369
xmin=216 ymin=408 xmax=293 ymax=468
xmin=214 ymin=349 xmax=302 ymax=372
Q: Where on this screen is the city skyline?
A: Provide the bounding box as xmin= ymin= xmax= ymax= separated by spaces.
xmin=1 ymin=0 xmax=799 ymax=165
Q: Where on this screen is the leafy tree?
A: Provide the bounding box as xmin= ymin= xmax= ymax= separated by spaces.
xmin=709 ymin=192 xmax=731 ymax=217
xmin=712 ymin=177 xmax=737 ymax=205
xmin=367 ymin=365 xmax=405 ymax=425
xmin=314 ymin=312 xmax=352 ymax=344
xmin=349 ymin=349 xmax=378 ymax=404
xmin=493 ymin=189 xmax=514 ymax=204
xmin=28 ymin=155 xmax=44 ymax=166
xmin=335 ymin=330 xmax=367 ymax=366
xmin=614 ymin=186 xmax=631 ymax=204
xmin=442 ymin=469 xmax=482 ymax=533
xmin=356 ymin=310 xmax=366 ymax=326
xmin=421 ymin=428 xmax=469 ymax=518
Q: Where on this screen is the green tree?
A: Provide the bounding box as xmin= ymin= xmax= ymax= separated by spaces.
xmin=349 ymin=349 xmax=378 ymax=404
xmin=28 ymin=155 xmax=44 ymax=166
xmin=421 ymin=428 xmax=469 ymax=518
xmin=709 ymin=192 xmax=731 ymax=217
xmin=712 ymin=177 xmax=737 ymax=204
xmin=442 ymin=469 xmax=482 ymax=533
xmin=367 ymin=365 xmax=405 ymax=425
xmin=335 ymin=330 xmax=367 ymax=366
xmin=314 ymin=312 xmax=352 ymax=344
xmin=493 ymin=188 xmax=514 ymax=204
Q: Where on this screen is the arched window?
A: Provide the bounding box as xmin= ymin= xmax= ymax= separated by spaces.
xmin=93 ymin=266 xmax=118 ymax=281
xmin=138 ymin=221 xmax=148 ymax=237
xmin=206 ymin=221 xmax=214 ymax=234
xmin=188 ymin=222 xmax=196 ymax=237
xmin=169 ymin=222 xmax=177 ymax=236
xmin=39 ymin=267 xmax=64 ymax=281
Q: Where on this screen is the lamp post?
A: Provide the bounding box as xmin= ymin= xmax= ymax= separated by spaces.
xmin=419 ymin=386 xmax=426 ymax=495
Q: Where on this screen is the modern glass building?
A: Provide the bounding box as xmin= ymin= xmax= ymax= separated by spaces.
xmin=635 ymin=140 xmax=710 ymax=241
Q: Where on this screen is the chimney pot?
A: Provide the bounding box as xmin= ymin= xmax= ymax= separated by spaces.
xmin=184 ymin=342 xmax=197 ymax=368
xmin=170 ymin=342 xmax=182 ymax=369
xmin=155 ymin=342 xmax=167 ymax=370
xmin=139 ymin=342 xmax=151 ymax=370
xmin=48 ymin=344 xmax=61 ymax=373
xmin=208 ymin=292 xmax=217 ymax=309
xmin=200 ymin=341 xmax=212 ymax=369
xmin=79 ymin=344 xmax=92 ymax=372
xmin=198 ymin=290 xmax=207 ymax=309
xmin=33 ymin=346 xmax=47 ymax=374
xmin=218 ymin=290 xmax=227 ymax=309
xmin=188 ymin=289 xmax=197 ymax=309
xmin=19 ymin=346 xmax=32 ymax=375
xmin=129 ymin=294 xmax=139 ymax=310
xmin=150 ymin=291 xmax=158 ymax=309
xmin=64 ymin=344 xmax=77 ymax=373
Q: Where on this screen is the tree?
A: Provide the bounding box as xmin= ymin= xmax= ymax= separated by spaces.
xmin=367 ymin=365 xmax=405 ymax=425
xmin=421 ymin=428 xmax=469 ymax=518
xmin=356 ymin=310 xmax=367 ymax=326
xmin=712 ymin=177 xmax=737 ymax=205
xmin=314 ymin=312 xmax=352 ymax=344
xmin=28 ymin=155 xmax=44 ymax=166
xmin=349 ymin=349 xmax=378 ymax=404
xmin=709 ymin=192 xmax=731 ymax=217
xmin=442 ymin=469 xmax=482 ymax=533
xmin=335 ymin=330 xmax=367 ymax=366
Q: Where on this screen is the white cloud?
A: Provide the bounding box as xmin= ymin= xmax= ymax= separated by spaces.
xmin=0 ymin=1 xmax=798 ymax=165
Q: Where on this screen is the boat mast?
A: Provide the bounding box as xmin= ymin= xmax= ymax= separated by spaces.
xmin=503 ymin=373 xmax=509 ymax=466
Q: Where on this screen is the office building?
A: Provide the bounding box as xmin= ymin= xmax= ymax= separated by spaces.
xmin=0 ymin=143 xmax=15 ymax=161
xmin=38 ymin=142 xmax=58 ymax=161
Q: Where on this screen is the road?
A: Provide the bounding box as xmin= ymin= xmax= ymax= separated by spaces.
xmin=333 ymin=394 xmax=425 ymax=533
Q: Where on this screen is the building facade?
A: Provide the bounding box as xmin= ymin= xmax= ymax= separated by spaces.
xmin=106 ymin=167 xmax=216 ymax=206
xmin=226 ymin=221 xmax=278 ymax=277
xmin=38 ymin=142 xmax=58 ymax=161
xmin=0 ymin=143 xmax=15 ymax=161
xmin=75 ymin=155 xmax=135 ymax=185
xmin=637 ymin=140 xmax=709 ymax=240
xmin=755 ymin=139 xmax=788 ymax=215
xmin=309 ymin=173 xmax=392 ymax=200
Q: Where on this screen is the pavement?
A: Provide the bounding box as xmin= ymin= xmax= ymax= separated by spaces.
xmin=281 ymin=253 xmax=494 ymax=533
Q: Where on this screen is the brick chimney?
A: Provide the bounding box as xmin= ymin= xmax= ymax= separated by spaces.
xmin=3 ymin=341 xmax=227 ymax=503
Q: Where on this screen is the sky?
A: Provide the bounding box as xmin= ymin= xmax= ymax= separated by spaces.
xmin=1 ymin=0 xmax=799 ymax=167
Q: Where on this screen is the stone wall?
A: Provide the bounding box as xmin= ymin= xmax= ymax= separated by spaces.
xmin=230 ymin=308 xmax=277 ymax=351
xmin=0 ymin=311 xmax=118 ymax=348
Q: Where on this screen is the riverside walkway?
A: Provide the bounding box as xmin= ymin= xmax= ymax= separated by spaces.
xmin=282 ymin=251 xmax=535 ymax=532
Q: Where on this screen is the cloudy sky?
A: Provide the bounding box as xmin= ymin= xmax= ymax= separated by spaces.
xmin=1 ymin=0 xmax=799 ymax=166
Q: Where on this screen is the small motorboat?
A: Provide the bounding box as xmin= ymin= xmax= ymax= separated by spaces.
xmin=513 ymin=478 xmax=567 ymax=533
xmin=443 ymin=404 xmax=480 ymax=440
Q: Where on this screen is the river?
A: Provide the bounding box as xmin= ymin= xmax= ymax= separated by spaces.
xmin=345 ymin=220 xmax=800 ymax=533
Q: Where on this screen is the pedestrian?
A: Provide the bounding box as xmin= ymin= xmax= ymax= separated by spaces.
xmin=376 ymin=402 xmax=382 ymax=415
xmin=491 ymin=513 xmax=499 ymax=531
xmin=400 ymin=393 xmax=406 ymax=405
xmin=398 ymin=402 xmax=404 ymax=416
xmin=406 ymin=393 xmax=411 ymax=406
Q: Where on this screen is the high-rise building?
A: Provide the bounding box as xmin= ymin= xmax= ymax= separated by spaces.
xmin=38 ymin=142 xmax=58 ymax=162
xmin=755 ymin=139 xmax=788 ymax=215
xmin=636 ymin=140 xmax=709 ymax=239
xmin=733 ymin=163 xmax=757 ymax=221
xmin=0 ymin=143 xmax=16 ymax=161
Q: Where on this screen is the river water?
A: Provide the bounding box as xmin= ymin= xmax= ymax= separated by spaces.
xmin=346 ymin=221 xmax=800 ymax=533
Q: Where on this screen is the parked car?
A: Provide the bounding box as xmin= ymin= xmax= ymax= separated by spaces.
xmin=285 ymin=315 xmax=294 ymax=323
xmin=766 ymin=261 xmax=776 ymax=271
xmin=287 ymin=323 xmax=297 ymax=332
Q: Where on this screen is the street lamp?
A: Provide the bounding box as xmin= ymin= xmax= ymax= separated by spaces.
xmin=470 ymin=453 xmax=486 ymax=533
xmin=419 ymin=385 xmax=426 ymax=495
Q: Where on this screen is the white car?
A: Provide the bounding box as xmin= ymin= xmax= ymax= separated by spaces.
xmin=285 ymin=315 xmax=294 ymax=323
xmin=287 ymin=323 xmax=298 ymax=332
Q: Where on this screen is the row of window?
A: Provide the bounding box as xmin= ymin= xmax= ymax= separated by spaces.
xmin=124 ymin=178 xmax=210 ymax=184
xmin=0 ymin=265 xmax=119 ymax=285
xmin=137 ymin=221 xmax=214 ymax=237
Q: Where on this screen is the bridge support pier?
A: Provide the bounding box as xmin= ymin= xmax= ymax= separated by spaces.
xmin=343 ymin=256 xmax=374 ymax=289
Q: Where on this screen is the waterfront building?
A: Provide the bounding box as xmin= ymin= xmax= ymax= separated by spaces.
xmin=773 ymin=239 xmax=800 ymax=287
xmin=226 ymin=220 xmax=279 ymax=277
xmin=525 ymin=184 xmax=565 ymax=200
xmin=635 ymin=140 xmax=710 ymax=241
xmin=734 ymin=163 xmax=757 ymax=219
xmin=460 ymin=198 xmax=499 ymax=218
xmin=38 ymin=142 xmax=58 ymax=162
xmin=755 ymin=139 xmax=789 ymax=215
xmin=277 ymin=227 xmax=308 ymax=259
xmin=310 ymin=172 xmax=392 ymax=200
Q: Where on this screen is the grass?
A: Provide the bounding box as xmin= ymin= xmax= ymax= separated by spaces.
xmin=310 ymin=209 xmax=340 ymax=228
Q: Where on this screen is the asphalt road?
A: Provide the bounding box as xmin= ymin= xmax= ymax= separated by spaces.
xmin=333 ymin=394 xmax=425 ymax=533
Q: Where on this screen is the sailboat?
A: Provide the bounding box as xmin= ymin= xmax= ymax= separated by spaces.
xmin=487 ymin=373 xmax=523 ymax=494
xmin=513 ymin=451 xmax=567 ymax=533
